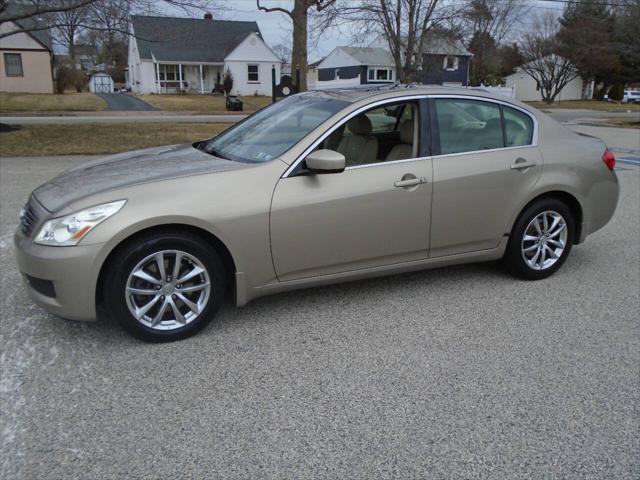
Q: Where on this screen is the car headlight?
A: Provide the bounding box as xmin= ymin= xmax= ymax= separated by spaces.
xmin=34 ymin=200 xmax=126 ymax=246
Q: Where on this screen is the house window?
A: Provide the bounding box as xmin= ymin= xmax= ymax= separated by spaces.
xmin=443 ymin=56 xmax=459 ymax=71
xmin=156 ymin=64 xmax=183 ymax=82
xmin=4 ymin=53 xmax=23 ymax=77
xmin=166 ymin=65 xmax=176 ymax=81
xmin=367 ymin=67 xmax=394 ymax=82
xmin=248 ymin=64 xmax=259 ymax=82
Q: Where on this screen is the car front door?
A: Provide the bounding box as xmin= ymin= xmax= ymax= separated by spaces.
xmin=429 ymin=96 xmax=543 ymax=258
xmin=270 ymin=98 xmax=433 ymax=282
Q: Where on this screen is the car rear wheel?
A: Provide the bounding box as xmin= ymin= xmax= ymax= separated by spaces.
xmin=103 ymin=232 xmax=226 ymax=342
xmin=504 ymin=198 xmax=575 ymax=280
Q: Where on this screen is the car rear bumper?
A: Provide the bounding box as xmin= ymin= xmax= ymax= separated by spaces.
xmin=14 ymin=231 xmax=101 ymax=321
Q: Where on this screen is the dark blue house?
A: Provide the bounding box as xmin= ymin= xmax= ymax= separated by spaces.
xmin=316 ymin=47 xmax=396 ymax=88
xmin=419 ymin=33 xmax=473 ymax=86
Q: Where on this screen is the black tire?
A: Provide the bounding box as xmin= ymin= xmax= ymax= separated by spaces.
xmin=103 ymin=231 xmax=226 ymax=342
xmin=504 ymin=198 xmax=575 ymax=280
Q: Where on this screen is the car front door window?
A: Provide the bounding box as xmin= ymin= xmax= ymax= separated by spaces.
xmin=302 ymin=100 xmax=420 ymax=169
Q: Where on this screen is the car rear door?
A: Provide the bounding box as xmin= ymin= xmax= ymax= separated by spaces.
xmin=270 ymin=97 xmax=433 ymax=282
xmin=428 ymin=96 xmax=543 ymax=258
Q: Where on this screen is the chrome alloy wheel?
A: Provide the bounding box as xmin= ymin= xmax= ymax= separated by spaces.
xmin=125 ymin=250 xmax=211 ymax=330
xmin=521 ymin=210 xmax=568 ymax=271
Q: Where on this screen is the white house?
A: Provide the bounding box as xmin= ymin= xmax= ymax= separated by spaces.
xmin=506 ymin=61 xmax=592 ymax=102
xmin=315 ymin=47 xmax=396 ymax=89
xmin=127 ymin=13 xmax=280 ymax=95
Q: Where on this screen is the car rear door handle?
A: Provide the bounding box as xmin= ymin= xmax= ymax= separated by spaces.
xmin=394 ymin=177 xmax=427 ymax=188
xmin=510 ymin=158 xmax=537 ymax=170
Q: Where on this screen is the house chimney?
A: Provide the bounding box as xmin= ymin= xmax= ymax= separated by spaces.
xmin=204 ymin=12 xmax=213 ymax=20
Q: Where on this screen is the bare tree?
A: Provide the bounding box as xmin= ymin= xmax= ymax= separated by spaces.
xmin=462 ymin=0 xmax=529 ymax=46
xmin=272 ymin=43 xmax=292 ymax=66
xmin=519 ymin=12 xmax=579 ymax=103
xmin=87 ymin=0 xmax=130 ymax=66
xmin=327 ymin=0 xmax=458 ymax=83
xmin=257 ymin=0 xmax=337 ymax=91
xmin=51 ymin=0 xmax=91 ymax=62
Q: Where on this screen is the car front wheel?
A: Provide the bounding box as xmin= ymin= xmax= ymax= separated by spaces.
xmin=504 ymin=198 xmax=575 ymax=280
xmin=103 ymin=232 xmax=226 ymax=342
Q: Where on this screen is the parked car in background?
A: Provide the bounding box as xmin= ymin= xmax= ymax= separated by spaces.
xmin=14 ymin=86 xmax=620 ymax=342
xmin=622 ymin=90 xmax=640 ymax=103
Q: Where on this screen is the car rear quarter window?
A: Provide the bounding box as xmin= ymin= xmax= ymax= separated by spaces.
xmin=435 ymin=98 xmax=503 ymax=155
xmin=503 ymin=106 xmax=534 ymax=147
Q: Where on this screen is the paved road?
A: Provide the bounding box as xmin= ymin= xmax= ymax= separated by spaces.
xmin=541 ymin=108 xmax=640 ymax=123
xmin=1 ymin=155 xmax=638 ymax=478
xmin=569 ymin=125 xmax=640 ymax=166
xmin=96 ymin=93 xmax=158 ymax=111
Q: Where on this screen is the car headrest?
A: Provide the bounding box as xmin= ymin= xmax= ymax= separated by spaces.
xmin=399 ymin=120 xmax=413 ymax=145
xmin=347 ymin=115 xmax=372 ymax=135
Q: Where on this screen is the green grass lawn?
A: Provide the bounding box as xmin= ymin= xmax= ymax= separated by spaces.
xmin=0 ymin=123 xmax=231 ymax=156
xmin=0 ymin=92 xmax=107 ymax=113
xmin=137 ymin=94 xmax=273 ymax=113
xmin=525 ymin=100 xmax=640 ymax=112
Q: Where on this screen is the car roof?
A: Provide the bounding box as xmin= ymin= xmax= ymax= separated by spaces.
xmin=306 ymin=84 xmax=531 ymax=111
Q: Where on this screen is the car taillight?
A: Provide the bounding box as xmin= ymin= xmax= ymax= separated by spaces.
xmin=602 ymin=149 xmax=616 ymax=171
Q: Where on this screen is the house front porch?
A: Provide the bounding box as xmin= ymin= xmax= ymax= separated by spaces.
xmin=154 ymin=62 xmax=224 ymax=94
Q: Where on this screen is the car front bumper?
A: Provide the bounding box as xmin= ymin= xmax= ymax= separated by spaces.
xmin=14 ymin=231 xmax=103 ymax=321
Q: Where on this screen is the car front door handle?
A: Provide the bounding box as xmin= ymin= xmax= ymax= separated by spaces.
xmin=510 ymin=158 xmax=537 ymax=170
xmin=394 ymin=177 xmax=428 ymax=188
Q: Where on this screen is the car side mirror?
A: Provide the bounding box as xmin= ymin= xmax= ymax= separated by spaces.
xmin=305 ymin=149 xmax=345 ymax=174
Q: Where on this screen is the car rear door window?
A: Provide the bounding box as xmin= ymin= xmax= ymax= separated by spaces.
xmin=503 ymin=106 xmax=534 ymax=147
xmin=435 ymin=98 xmax=504 ymax=155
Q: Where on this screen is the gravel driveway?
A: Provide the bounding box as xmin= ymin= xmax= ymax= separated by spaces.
xmin=0 ymin=156 xmax=638 ymax=479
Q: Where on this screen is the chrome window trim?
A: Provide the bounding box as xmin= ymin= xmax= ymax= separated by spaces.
xmin=346 ymin=156 xmax=431 ymax=170
xmin=432 ymin=144 xmax=539 ymax=160
xmin=282 ymin=93 xmax=539 ymax=178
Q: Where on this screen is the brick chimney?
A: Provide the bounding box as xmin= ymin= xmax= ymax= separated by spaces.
xmin=204 ymin=12 xmax=213 ymax=20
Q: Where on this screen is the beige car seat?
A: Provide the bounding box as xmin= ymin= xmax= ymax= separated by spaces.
xmin=336 ymin=115 xmax=378 ymax=167
xmin=385 ymin=120 xmax=415 ymax=161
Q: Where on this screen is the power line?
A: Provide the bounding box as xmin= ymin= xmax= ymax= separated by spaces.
xmin=537 ymin=0 xmax=632 ymax=6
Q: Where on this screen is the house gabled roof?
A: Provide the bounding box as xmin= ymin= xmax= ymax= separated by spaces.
xmin=339 ymin=47 xmax=394 ymax=66
xmin=309 ymin=58 xmax=325 ymax=68
xmin=423 ymin=32 xmax=472 ymax=57
xmin=0 ymin=4 xmax=53 ymax=51
xmin=130 ymin=15 xmax=263 ymax=63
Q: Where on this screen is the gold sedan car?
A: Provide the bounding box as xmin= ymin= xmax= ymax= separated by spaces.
xmin=14 ymin=87 xmax=619 ymax=341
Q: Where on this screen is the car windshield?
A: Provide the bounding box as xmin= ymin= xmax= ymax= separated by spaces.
xmin=201 ymin=94 xmax=350 ymax=163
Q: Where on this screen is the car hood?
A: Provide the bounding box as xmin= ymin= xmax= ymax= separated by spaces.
xmin=33 ymin=144 xmax=251 ymax=212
